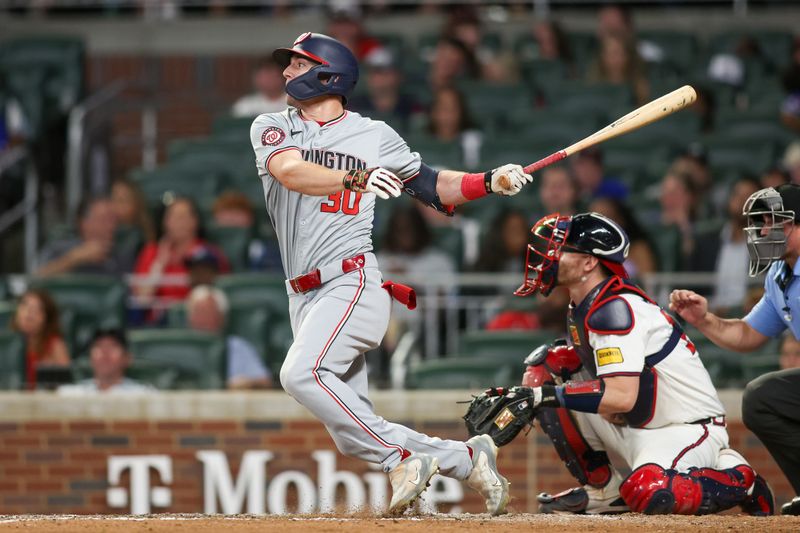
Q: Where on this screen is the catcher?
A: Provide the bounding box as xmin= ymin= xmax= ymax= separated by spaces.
xmin=464 ymin=212 xmax=774 ymax=515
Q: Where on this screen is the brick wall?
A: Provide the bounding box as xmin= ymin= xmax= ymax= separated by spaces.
xmin=0 ymin=392 xmax=793 ymax=515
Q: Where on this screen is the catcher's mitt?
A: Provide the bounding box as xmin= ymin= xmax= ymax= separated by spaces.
xmin=463 ymin=386 xmax=537 ymax=447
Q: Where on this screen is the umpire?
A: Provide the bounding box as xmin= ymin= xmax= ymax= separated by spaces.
xmin=669 ymin=184 xmax=800 ymax=515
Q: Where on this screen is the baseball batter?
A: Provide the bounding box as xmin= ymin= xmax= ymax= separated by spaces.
xmin=466 ymin=212 xmax=774 ymax=516
xmin=249 ymin=33 xmax=532 ymax=515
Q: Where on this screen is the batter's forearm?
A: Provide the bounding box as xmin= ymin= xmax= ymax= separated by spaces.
xmin=694 ymin=314 xmax=768 ymax=352
xmin=273 ymin=159 xmax=347 ymax=196
xmin=436 ymin=170 xmax=476 ymax=205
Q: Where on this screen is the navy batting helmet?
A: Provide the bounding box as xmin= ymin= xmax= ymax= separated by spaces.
xmin=273 ymin=32 xmax=359 ymax=104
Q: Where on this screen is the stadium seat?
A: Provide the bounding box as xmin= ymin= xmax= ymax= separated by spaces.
xmin=130 ymin=165 xmax=221 ymax=209
xmin=128 ymin=329 xmax=226 ymax=389
xmin=638 ymin=31 xmax=699 ymax=73
xmin=0 ymin=300 xmax=14 ymax=330
xmin=206 ymin=225 xmax=252 ymax=272
xmin=646 ymin=224 xmax=683 ymax=272
xmin=211 ymin=115 xmax=254 ymax=139
xmin=705 ymin=138 xmax=776 ymax=178
xmin=565 ymin=32 xmax=598 ymax=71
xmin=216 ymin=273 xmax=289 ymax=320
xmin=406 ymin=357 xmax=515 ymax=390
xmin=227 ymin=304 xmax=271 ymax=364
xmin=740 ymin=353 xmax=780 ymax=384
xmin=458 ymin=329 xmax=553 ymax=362
xmin=697 ymin=344 xmax=744 ymax=388
xmin=0 ymin=332 xmax=25 ymax=390
xmin=268 ymin=319 xmax=294 ymax=381
xmin=520 ymin=59 xmax=569 ymax=89
xmin=403 ymin=134 xmax=464 ymax=170
xmin=28 ymin=275 xmax=126 ymax=355
xmin=432 ymin=226 xmax=465 ymax=270
xmin=710 ymin=30 xmax=793 ymax=70
xmin=539 ymin=82 xmax=634 ymax=120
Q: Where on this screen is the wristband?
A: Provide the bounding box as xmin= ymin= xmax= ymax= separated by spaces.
xmin=343 ymin=168 xmax=370 ymax=192
xmin=461 ymin=171 xmax=492 ymax=200
xmin=554 ymin=380 xmax=605 ymax=413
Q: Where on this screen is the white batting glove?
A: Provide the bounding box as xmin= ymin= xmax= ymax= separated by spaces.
xmin=491 ymin=164 xmax=533 ymax=196
xmin=343 ymin=167 xmax=404 ymax=200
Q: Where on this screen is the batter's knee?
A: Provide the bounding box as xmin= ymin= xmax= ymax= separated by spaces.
xmin=279 ymin=356 xmax=314 ymax=399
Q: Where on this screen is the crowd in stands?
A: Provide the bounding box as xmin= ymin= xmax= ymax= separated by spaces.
xmin=2 ymin=3 xmax=800 ymax=390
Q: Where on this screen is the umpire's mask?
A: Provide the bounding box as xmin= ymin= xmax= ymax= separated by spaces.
xmin=743 ymin=187 xmax=796 ymax=276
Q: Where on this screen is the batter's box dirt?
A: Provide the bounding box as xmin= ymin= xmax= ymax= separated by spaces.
xmin=1 ymin=513 xmax=799 ymax=532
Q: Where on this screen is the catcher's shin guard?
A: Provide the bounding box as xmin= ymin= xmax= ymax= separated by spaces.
xmin=538 ymin=407 xmax=612 ymax=488
xmin=620 ymin=463 xmax=760 ymax=515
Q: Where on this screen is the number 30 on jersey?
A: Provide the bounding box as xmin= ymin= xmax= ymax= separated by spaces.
xmin=320 ymin=191 xmax=362 ymax=215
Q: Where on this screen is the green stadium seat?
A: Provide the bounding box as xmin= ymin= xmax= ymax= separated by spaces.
xmin=227 ymin=304 xmax=270 ymax=364
xmin=268 ymin=319 xmax=294 ymax=381
xmin=458 ymin=329 xmax=555 ymax=377
xmin=0 ymin=300 xmax=14 ymax=330
xmin=403 ymin=134 xmax=464 ymax=170
xmin=206 ymin=225 xmax=252 ymax=272
xmin=479 ymin=137 xmax=541 ymax=171
xmin=128 ymin=329 xmax=226 ymax=389
xmin=697 ymin=344 xmax=744 ymax=388
xmin=457 ymin=81 xmax=532 ymax=127
xmin=740 ymin=353 xmax=780 ymax=384
xmin=372 ymin=33 xmax=408 ymax=63
xmin=432 ymin=226 xmax=464 ymax=270
xmin=705 ymin=138 xmax=776 ymax=178
xmin=539 ymin=82 xmax=634 ymax=120
xmin=406 ymin=357 xmax=515 ymax=390
xmin=114 ymin=225 xmax=145 ymax=266
xmin=28 ymin=276 xmax=126 ymax=355
xmin=565 ymin=32 xmax=598 ymax=70
xmin=211 ymin=115 xmax=254 ymax=139
xmin=710 ymin=30 xmax=793 ymax=70
xmin=638 ymin=31 xmax=699 ymax=73
xmin=520 ymin=59 xmax=569 ymax=88
xmin=216 ymin=273 xmax=289 ymax=320
xmin=0 ymin=332 xmax=25 ymax=390
xmin=130 ymin=166 xmax=221 ymax=209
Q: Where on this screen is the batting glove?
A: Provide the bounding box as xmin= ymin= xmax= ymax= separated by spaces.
xmin=491 ymin=164 xmax=533 ymax=196
xmin=344 ymin=167 xmax=404 ymax=200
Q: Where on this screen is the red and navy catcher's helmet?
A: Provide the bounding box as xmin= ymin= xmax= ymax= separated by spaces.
xmin=515 ymin=212 xmax=630 ymax=297
xmin=273 ymin=32 xmax=359 ymax=104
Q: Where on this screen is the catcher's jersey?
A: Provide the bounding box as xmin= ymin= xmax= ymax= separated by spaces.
xmin=587 ymin=294 xmax=725 ymax=428
xmin=250 ymin=108 xmax=421 ymax=279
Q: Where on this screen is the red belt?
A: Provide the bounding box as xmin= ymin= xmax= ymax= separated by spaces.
xmin=288 ymin=254 xmax=366 ymax=294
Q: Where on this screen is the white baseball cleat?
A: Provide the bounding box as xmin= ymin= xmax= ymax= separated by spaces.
xmin=387 ymin=452 xmax=439 ymax=515
xmin=466 ymin=434 xmax=511 ymax=515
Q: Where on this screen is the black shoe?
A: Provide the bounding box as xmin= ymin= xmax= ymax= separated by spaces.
xmin=741 ymin=474 xmax=775 ymax=516
xmin=538 ymin=487 xmax=629 ymax=515
xmin=781 ymin=496 xmax=800 ymax=516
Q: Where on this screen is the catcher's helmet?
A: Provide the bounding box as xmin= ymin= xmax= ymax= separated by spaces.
xmin=273 ymin=32 xmax=359 ymax=104
xmin=515 ymin=212 xmax=630 ymax=297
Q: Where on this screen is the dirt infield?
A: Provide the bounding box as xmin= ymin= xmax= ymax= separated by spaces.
xmin=1 ymin=513 xmax=799 ymax=532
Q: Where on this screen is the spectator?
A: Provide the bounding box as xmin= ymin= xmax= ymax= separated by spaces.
xmin=58 ymin=328 xmax=153 ymax=394
xmin=691 ymin=177 xmax=761 ymax=312
xmin=473 ymin=210 xmax=530 ymax=273
xmin=781 ymin=38 xmax=800 ymax=134
xmin=658 ymin=171 xmax=698 ymax=265
xmin=668 ymin=148 xmax=715 ymax=215
xmin=348 ymin=51 xmax=421 ymax=133
xmin=185 ymin=244 xmax=224 ymax=288
xmin=186 ymin=285 xmax=272 ymax=389
xmin=784 ymin=141 xmax=800 ymax=184
xmin=111 ymin=179 xmax=156 ymax=243
xmin=212 ymin=191 xmax=281 ymax=272
xmin=528 ymin=20 xmax=573 ymax=66
xmin=444 ymin=8 xmax=508 ymax=82
xmin=231 ymin=57 xmax=288 ymax=118
xmin=428 ymin=37 xmax=481 ymax=91
xmin=780 ymin=332 xmax=800 ymax=370
xmin=570 ymin=147 xmax=627 ymax=202
xmin=11 ymin=288 xmax=70 ymax=390
xmin=596 ymin=4 xmax=664 ymax=64
xmin=588 ymin=196 xmax=657 ymax=277
xmin=378 ymin=205 xmax=455 ymax=277
xmin=539 ymin=165 xmax=579 ymax=216
xmin=707 ymin=35 xmax=762 ymax=89
xmin=133 ymin=198 xmax=229 ymax=314
xmin=325 ymin=9 xmax=386 ymax=63
xmin=587 ymin=33 xmax=650 ymax=105
xmin=761 ymin=167 xmax=790 ymax=189
xmin=37 ymin=197 xmax=132 ymax=276
xmin=427 ymin=86 xmax=482 ymax=169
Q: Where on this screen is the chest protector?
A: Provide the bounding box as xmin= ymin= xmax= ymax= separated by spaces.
xmin=567 ymin=276 xmax=685 ymax=427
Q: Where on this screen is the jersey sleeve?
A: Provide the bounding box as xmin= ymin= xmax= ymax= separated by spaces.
xmin=249 ymin=113 xmax=300 ymax=177
xmin=587 ymin=296 xmax=648 ymax=377
xmin=744 ymin=291 xmax=786 ymax=337
xmin=376 ymin=122 xmax=421 ymax=180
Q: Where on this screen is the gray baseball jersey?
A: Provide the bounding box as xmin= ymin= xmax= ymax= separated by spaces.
xmin=250 ymin=108 xmax=421 ymax=279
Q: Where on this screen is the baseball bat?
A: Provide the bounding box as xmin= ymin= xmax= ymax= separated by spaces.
xmin=497 ymin=84 xmax=697 ymax=190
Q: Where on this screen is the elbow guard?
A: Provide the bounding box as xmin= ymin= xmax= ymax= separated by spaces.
xmin=402 ymin=163 xmax=454 ymax=216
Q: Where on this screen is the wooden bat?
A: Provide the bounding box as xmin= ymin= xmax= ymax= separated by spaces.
xmin=497 ymin=85 xmax=697 ymax=190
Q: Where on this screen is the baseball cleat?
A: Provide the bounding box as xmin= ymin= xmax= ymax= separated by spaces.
xmin=741 ymin=474 xmax=775 ymax=516
xmin=781 ymin=496 xmax=800 ymax=515
xmin=465 ymin=434 xmax=511 ymax=515
xmin=537 ymin=487 xmax=629 ymax=514
xmin=387 ymin=452 xmax=439 ymax=515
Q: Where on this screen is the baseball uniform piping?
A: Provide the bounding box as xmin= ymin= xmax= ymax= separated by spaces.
xmin=670 ymin=423 xmax=709 ymax=469
xmin=311 ymin=269 xmax=405 ymax=456
xmin=266 ymin=146 xmax=301 ymax=174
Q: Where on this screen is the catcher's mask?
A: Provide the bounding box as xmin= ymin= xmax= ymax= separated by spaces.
xmin=743 ymin=186 xmax=797 ymax=276
xmin=514 ymin=212 xmax=630 ymax=297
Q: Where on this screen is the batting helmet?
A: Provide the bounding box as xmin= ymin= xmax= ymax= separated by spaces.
xmin=273 ymin=32 xmax=359 ymax=104
xmin=515 ymin=212 xmax=630 ymax=297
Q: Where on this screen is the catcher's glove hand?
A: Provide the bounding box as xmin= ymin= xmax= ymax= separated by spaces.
xmin=463 ymin=386 xmax=537 ymax=447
